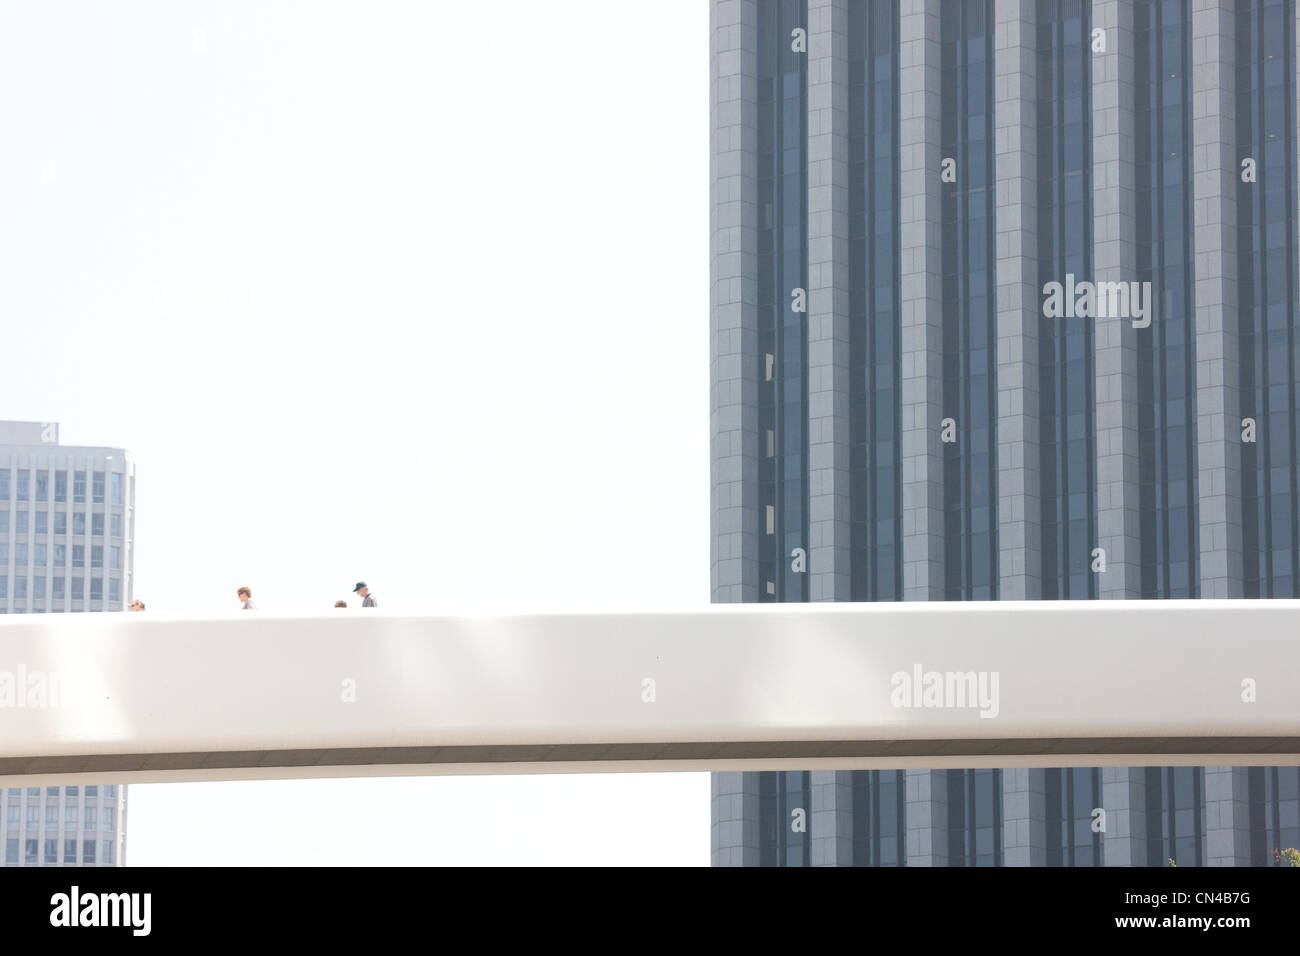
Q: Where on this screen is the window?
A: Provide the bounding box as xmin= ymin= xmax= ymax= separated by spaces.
xmin=64 ymin=805 xmax=77 ymax=829
xmin=90 ymin=577 xmax=103 ymax=601
xmin=92 ymin=472 xmax=104 ymax=503
xmin=35 ymin=470 xmax=49 ymax=500
xmin=110 ymin=472 xmax=122 ymax=505
xmin=35 ymin=511 xmax=47 ymax=535
xmin=0 ymin=511 xmax=7 ymax=533
xmin=103 ymin=840 xmax=115 ymax=865
xmin=45 ymin=787 xmax=57 ymax=796
xmin=84 ymin=806 xmax=96 ymax=829
xmin=0 ymin=577 xmax=7 ymax=599
xmin=15 ymin=470 xmax=28 ymax=501
xmin=25 ymin=839 xmax=37 ymax=864
xmin=82 ymin=840 xmax=96 ymax=864
xmin=0 ymin=468 xmax=9 ymax=500
xmin=85 ymin=785 xmax=97 ymax=797
xmin=108 ymin=577 xmax=120 ymax=602
xmin=14 ymin=542 xmax=26 ymax=565
xmin=54 ymin=471 xmax=66 ymax=502
xmin=73 ymin=471 xmax=86 ymax=503
xmin=52 ymin=576 xmax=64 ymax=600
xmin=72 ymin=545 xmax=84 ymax=568
xmin=4 ymin=839 xmax=16 ymax=865
xmin=54 ymin=543 xmax=65 ymax=566
xmin=15 ymin=511 xmax=27 ymax=535
xmin=14 ymin=576 xmax=26 ymax=599
xmin=70 ymin=578 xmax=83 ymax=600
xmin=103 ymin=785 xmax=116 ymax=798
xmin=91 ymin=545 xmax=103 ymax=569
xmin=73 ymin=513 xmax=85 ymax=535
xmin=103 ymin=811 xmax=113 ymax=831
xmin=34 ymin=544 xmax=46 ymax=567
xmin=63 ymin=839 xmax=76 ymax=864
xmin=26 ymin=805 xmax=38 ymax=828
xmin=92 ymin=514 xmax=103 ymax=536
xmin=55 ymin=511 xmax=66 ymax=535
xmin=45 ymin=839 xmax=57 ymax=864
xmin=6 ymin=804 xmax=18 ymax=826
xmin=65 ymin=787 xmax=78 ymax=796
xmin=110 ymin=513 xmax=121 ymax=537
xmin=110 ymin=546 xmax=121 ymax=570
xmin=33 ymin=577 xmax=45 ymax=600
xmin=45 ymin=805 xmax=57 ymax=826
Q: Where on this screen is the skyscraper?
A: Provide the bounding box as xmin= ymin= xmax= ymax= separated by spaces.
xmin=0 ymin=420 xmax=133 ymax=866
xmin=710 ymin=0 xmax=1300 ymax=865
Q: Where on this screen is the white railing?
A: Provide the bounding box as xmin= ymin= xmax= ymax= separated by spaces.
xmin=1 ymin=600 xmax=1297 ymax=784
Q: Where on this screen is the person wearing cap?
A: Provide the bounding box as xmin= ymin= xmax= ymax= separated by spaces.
xmin=353 ymin=581 xmax=376 ymax=607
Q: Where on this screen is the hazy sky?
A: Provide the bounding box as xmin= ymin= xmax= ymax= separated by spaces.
xmin=0 ymin=0 xmax=710 ymax=865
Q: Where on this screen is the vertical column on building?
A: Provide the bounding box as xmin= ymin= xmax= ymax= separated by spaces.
xmin=898 ymin=0 xmax=946 ymax=864
xmin=1091 ymin=0 xmax=1142 ymax=598
xmin=1102 ymin=766 xmax=1147 ymax=865
xmin=711 ymin=0 xmax=761 ymax=606
xmin=995 ymin=0 xmax=1042 ymax=599
xmin=809 ymin=770 xmax=854 ymax=866
xmin=711 ymin=771 xmax=763 ymax=867
xmin=1204 ymin=766 xmax=1252 ymax=866
xmin=1002 ymin=768 xmax=1047 ymax=866
xmin=1193 ymin=0 xmax=1243 ymax=599
xmin=710 ymin=0 xmax=762 ymax=867
xmin=905 ymin=767 xmax=948 ymax=866
xmin=807 ymin=0 xmax=852 ymax=602
xmin=899 ymin=0 xmax=945 ymax=601
xmin=805 ymin=0 xmax=855 ymax=866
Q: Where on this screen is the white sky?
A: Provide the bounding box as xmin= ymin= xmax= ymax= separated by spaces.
xmin=0 ymin=0 xmax=711 ymax=865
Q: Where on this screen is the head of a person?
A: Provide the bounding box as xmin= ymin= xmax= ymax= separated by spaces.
xmin=237 ymin=587 xmax=251 ymax=602
xmin=334 ymin=600 xmax=347 ymax=608
xmin=130 ymin=600 xmax=145 ymax=612
xmin=353 ymin=581 xmax=369 ymax=599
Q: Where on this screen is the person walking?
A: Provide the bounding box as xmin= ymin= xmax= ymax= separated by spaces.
xmin=237 ymin=586 xmax=256 ymax=609
xmin=353 ymin=581 xmax=376 ymax=607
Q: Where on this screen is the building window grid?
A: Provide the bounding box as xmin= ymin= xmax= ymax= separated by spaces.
xmin=848 ymin=0 xmax=902 ymax=602
xmin=940 ymin=0 xmax=998 ymax=601
xmin=1036 ymin=0 xmax=1098 ymax=600
xmin=1238 ymin=0 xmax=1300 ymax=598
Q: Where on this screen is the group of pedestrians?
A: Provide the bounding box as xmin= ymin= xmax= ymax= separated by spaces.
xmin=122 ymin=582 xmax=379 ymax=612
xmin=235 ymin=580 xmax=377 ymax=610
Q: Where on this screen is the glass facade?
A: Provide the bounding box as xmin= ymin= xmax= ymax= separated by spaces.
xmin=1036 ymin=0 xmax=1096 ymax=600
xmin=757 ymin=0 xmax=810 ymax=606
xmin=1145 ymin=767 xmax=1205 ymax=867
xmin=1135 ymin=0 xmax=1199 ymax=598
xmin=1249 ymin=767 xmax=1300 ymax=864
xmin=944 ymin=769 xmax=1002 ymax=867
xmin=940 ymin=0 xmax=997 ymax=600
xmin=754 ymin=0 xmax=811 ymax=866
xmin=714 ymin=0 xmax=1300 ymax=868
xmin=758 ymin=770 xmax=810 ymax=866
xmin=848 ymin=0 xmax=901 ymax=603
xmin=1238 ymin=0 xmax=1300 ymax=599
xmin=1045 ymin=767 xmax=1102 ymax=866
xmin=851 ymin=769 xmax=904 ymax=866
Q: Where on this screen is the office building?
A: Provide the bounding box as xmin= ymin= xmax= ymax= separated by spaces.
xmin=0 ymin=420 xmax=133 ymax=865
xmin=710 ymin=0 xmax=1300 ymax=864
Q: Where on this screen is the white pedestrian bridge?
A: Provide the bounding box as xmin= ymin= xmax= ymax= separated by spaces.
xmin=0 ymin=601 xmax=1297 ymax=786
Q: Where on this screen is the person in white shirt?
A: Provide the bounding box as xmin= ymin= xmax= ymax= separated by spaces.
xmin=353 ymin=581 xmax=377 ymax=607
